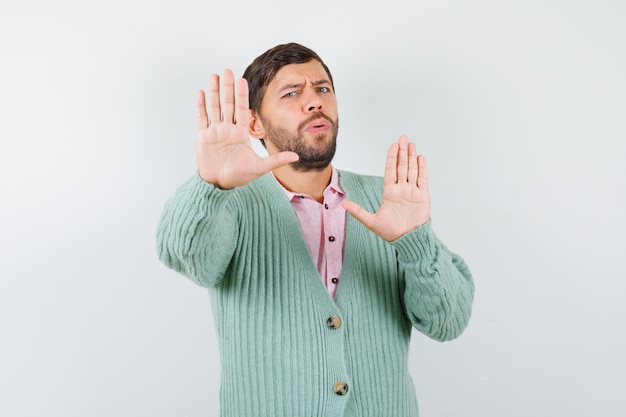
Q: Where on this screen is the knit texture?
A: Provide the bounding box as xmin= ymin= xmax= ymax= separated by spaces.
xmin=157 ymin=170 xmax=474 ymax=417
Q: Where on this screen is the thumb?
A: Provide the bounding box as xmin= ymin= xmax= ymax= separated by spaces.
xmin=258 ymin=151 xmax=299 ymax=173
xmin=342 ymin=200 xmax=375 ymax=230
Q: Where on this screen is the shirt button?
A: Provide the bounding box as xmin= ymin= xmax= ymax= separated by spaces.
xmin=331 ymin=277 xmax=339 ymax=284
xmin=324 ymin=203 xmax=329 ymax=209
xmin=328 ymin=236 xmax=335 ymax=242
xmin=326 ymin=316 xmax=342 ymax=329
xmin=333 ymin=381 xmax=349 ymax=395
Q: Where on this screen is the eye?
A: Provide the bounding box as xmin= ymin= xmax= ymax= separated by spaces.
xmin=283 ymin=91 xmax=297 ymax=98
xmin=317 ymin=87 xmax=330 ymax=93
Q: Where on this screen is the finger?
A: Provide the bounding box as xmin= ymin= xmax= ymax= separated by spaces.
xmin=258 ymin=151 xmax=300 ymax=174
xmin=397 ymin=135 xmax=409 ymax=183
xmin=407 ymin=142 xmax=418 ymax=184
xmin=221 ymin=69 xmax=235 ymax=124
xmin=208 ymin=74 xmax=221 ymax=124
xmin=417 ymin=154 xmax=429 ymax=191
xmin=384 ymin=143 xmax=399 ymax=186
xmin=196 ymin=90 xmax=208 ymax=131
xmin=234 ymin=78 xmax=250 ymax=125
xmin=342 ymin=200 xmax=376 ymax=231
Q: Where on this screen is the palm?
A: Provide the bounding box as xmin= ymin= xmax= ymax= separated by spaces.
xmin=343 ymin=136 xmax=431 ymax=242
xmin=197 ymin=119 xmax=268 ymax=189
xmin=196 ymin=70 xmax=298 ymax=189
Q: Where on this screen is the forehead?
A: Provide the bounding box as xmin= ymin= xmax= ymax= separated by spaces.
xmin=267 ymin=60 xmax=331 ymax=89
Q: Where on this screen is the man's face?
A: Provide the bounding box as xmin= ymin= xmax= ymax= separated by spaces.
xmin=255 ymin=60 xmax=339 ymax=171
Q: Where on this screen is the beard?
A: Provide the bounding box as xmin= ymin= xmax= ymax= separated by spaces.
xmin=262 ymin=112 xmax=339 ymax=172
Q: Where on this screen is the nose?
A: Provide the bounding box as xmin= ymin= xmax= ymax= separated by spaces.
xmin=307 ymin=103 xmax=322 ymax=111
xmin=303 ymin=88 xmax=323 ymax=112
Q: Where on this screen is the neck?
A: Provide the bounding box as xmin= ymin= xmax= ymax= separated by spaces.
xmin=272 ymin=164 xmax=333 ymax=203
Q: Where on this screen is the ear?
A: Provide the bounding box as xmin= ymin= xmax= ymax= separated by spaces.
xmin=248 ymin=110 xmax=266 ymax=140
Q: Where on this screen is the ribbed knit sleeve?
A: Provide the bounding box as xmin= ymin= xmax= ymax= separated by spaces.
xmin=156 ymin=174 xmax=238 ymax=287
xmin=391 ymin=221 xmax=475 ymax=341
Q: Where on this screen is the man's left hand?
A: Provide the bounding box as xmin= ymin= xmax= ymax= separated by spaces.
xmin=343 ymin=135 xmax=431 ymax=242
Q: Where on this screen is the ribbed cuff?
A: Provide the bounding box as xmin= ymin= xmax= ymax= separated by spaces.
xmin=390 ymin=220 xmax=438 ymax=263
xmin=186 ymin=173 xmax=232 ymax=207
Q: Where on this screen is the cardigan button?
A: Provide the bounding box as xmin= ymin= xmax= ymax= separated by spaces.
xmin=327 ymin=316 xmax=342 ymax=329
xmin=333 ymin=381 xmax=349 ymax=395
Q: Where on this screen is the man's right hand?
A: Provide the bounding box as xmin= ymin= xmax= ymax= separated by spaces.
xmin=196 ymin=69 xmax=299 ymax=189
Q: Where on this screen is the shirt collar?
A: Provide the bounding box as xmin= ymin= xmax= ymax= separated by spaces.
xmin=272 ymin=166 xmax=345 ymax=201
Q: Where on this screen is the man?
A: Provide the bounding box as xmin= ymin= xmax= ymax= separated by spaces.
xmin=157 ymin=42 xmax=474 ymax=417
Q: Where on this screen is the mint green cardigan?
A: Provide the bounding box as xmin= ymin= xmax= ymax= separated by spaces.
xmin=157 ymin=170 xmax=474 ymax=417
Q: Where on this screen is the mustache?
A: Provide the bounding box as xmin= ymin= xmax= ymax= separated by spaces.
xmin=298 ymin=112 xmax=335 ymax=131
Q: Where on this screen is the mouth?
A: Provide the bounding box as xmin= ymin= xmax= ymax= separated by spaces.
xmin=305 ymin=119 xmax=330 ymax=133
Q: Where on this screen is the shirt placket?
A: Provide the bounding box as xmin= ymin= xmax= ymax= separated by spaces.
xmin=323 ymin=188 xmax=344 ymax=298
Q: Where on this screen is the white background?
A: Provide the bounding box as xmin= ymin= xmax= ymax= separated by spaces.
xmin=1 ymin=0 xmax=624 ymax=416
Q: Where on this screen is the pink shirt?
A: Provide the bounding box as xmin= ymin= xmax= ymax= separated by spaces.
xmin=273 ymin=168 xmax=346 ymax=299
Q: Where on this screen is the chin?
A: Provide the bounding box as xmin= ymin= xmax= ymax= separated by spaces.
xmin=291 ymin=159 xmax=333 ymax=172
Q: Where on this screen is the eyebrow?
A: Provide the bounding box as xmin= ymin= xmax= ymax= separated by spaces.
xmin=277 ymin=79 xmax=332 ymax=94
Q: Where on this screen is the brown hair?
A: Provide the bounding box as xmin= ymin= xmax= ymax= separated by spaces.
xmin=243 ymin=42 xmax=334 ymax=114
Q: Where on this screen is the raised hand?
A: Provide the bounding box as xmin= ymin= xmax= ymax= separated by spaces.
xmin=342 ymin=135 xmax=431 ymax=242
xmin=196 ymin=69 xmax=299 ymax=189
